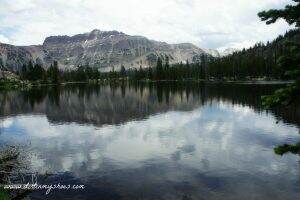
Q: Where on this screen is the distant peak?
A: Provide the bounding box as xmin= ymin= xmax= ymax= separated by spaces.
xmin=43 ymin=35 xmax=70 ymax=45
xmin=90 ymin=29 xmax=102 ymax=35
xmin=89 ymin=29 xmax=126 ymax=36
xmin=43 ymin=29 xmax=128 ymax=45
xmin=204 ymin=49 xmax=220 ymax=57
xmin=221 ymin=48 xmax=239 ymax=56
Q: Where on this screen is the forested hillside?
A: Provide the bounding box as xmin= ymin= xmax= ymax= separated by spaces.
xmin=207 ymin=29 xmax=300 ymax=80
xmin=128 ymin=28 xmax=300 ymax=81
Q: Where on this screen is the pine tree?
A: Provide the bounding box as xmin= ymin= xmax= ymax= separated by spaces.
xmin=48 ymin=61 xmax=60 ymax=83
xmin=21 ymin=64 xmax=27 ymax=80
xmin=27 ymin=60 xmax=34 ymax=80
xmin=259 ymin=0 xmax=300 ymax=155
xmin=32 ymin=64 xmax=46 ymax=81
xmin=155 ymin=57 xmax=163 ymax=80
xmin=258 ymin=0 xmax=300 ymax=108
xmin=147 ymin=67 xmax=153 ymax=80
xmin=120 ymin=65 xmax=126 ymax=78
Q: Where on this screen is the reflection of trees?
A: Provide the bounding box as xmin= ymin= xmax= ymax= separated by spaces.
xmin=271 ymin=101 xmax=300 ymax=157
xmin=47 ymin=86 xmax=61 ymax=107
xmin=0 ymin=119 xmax=2 ymax=136
xmin=273 ymin=129 xmax=299 ymax=157
xmin=274 ymin=142 xmax=300 ymax=156
xmin=21 ymin=88 xmax=48 ymax=109
xmin=0 ymin=82 xmax=299 ymax=128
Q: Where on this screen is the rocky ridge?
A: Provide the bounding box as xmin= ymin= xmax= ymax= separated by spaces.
xmin=0 ymin=29 xmax=212 ymax=72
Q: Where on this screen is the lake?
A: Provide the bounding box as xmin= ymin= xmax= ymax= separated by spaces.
xmin=0 ymin=82 xmax=300 ymax=200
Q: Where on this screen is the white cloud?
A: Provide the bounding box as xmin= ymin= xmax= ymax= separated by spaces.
xmin=0 ymin=0 xmax=295 ymax=50
xmin=0 ymin=34 xmax=9 ymax=43
xmin=6 ymin=0 xmax=36 ymax=12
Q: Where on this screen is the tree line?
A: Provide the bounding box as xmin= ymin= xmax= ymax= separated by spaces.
xmin=20 ymin=60 xmax=60 ymax=83
xmin=127 ymin=29 xmax=299 ymax=81
xmin=17 ymin=29 xmax=299 ymax=83
xmin=19 ymin=60 xmax=101 ymax=83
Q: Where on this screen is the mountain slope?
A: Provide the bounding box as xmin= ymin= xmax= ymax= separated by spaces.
xmin=0 ymin=29 xmax=208 ymax=72
xmin=220 ymin=48 xmax=239 ymax=57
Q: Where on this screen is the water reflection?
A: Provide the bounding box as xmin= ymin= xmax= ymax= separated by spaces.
xmin=1 ymin=83 xmax=299 ymax=127
xmin=0 ymin=83 xmax=300 ymax=200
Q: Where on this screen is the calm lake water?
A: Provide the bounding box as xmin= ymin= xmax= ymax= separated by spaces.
xmin=0 ymin=82 xmax=300 ymax=200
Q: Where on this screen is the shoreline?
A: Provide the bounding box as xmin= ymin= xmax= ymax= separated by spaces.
xmin=0 ymin=79 xmax=294 ymax=91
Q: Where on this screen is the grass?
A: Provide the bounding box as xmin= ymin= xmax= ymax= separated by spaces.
xmin=0 ymin=189 xmax=10 ymax=200
xmin=0 ymin=147 xmax=21 ymax=200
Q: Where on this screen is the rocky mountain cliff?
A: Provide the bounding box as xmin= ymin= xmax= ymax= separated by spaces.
xmin=0 ymin=29 xmax=211 ymax=72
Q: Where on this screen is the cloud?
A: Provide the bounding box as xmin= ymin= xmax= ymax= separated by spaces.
xmin=5 ymin=0 xmax=36 ymax=12
xmin=0 ymin=34 xmax=9 ymax=43
xmin=0 ymin=0 xmax=295 ymax=50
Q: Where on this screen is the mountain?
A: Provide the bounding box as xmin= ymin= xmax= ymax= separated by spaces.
xmin=203 ymin=48 xmax=239 ymax=57
xmin=220 ymin=48 xmax=239 ymax=57
xmin=203 ymin=49 xmax=220 ymax=57
xmin=0 ymin=29 xmax=208 ymax=72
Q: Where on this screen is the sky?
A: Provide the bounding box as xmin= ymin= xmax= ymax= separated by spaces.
xmin=0 ymin=0 xmax=295 ymax=51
